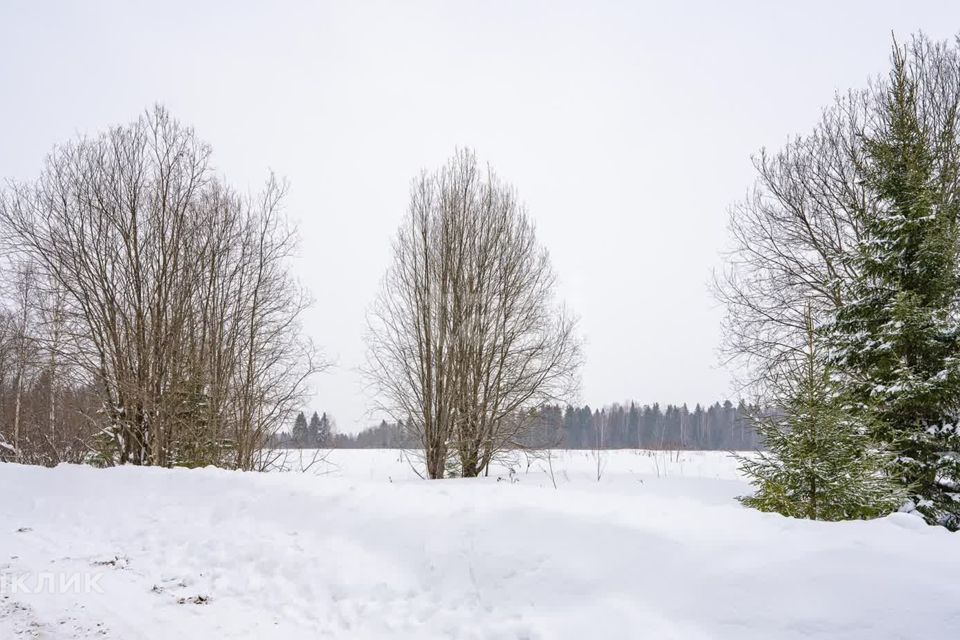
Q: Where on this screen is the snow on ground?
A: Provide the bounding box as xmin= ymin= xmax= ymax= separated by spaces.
xmin=1 ymin=449 xmax=957 ymax=639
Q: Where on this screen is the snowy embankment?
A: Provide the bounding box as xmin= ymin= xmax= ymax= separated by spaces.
xmin=1 ymin=450 xmax=957 ymax=639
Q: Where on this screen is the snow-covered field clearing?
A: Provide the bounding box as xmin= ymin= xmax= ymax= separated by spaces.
xmin=1 ymin=450 xmax=957 ymax=639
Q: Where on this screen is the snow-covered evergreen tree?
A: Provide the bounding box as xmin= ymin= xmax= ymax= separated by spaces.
xmin=832 ymin=44 xmax=960 ymax=529
xmin=739 ymin=310 xmax=904 ymax=521
xmin=292 ymin=411 xmax=308 ymax=447
xmin=308 ymin=411 xmax=328 ymax=447
xmin=316 ymin=412 xmax=332 ymax=447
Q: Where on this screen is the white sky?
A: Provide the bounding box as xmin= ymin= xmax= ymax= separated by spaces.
xmin=3 ymin=1 xmax=960 ymax=433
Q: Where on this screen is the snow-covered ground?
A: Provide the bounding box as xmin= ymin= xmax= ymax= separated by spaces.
xmin=1 ymin=449 xmax=957 ymax=639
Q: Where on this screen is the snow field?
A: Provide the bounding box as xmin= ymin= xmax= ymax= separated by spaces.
xmin=1 ymin=449 xmax=957 ymax=639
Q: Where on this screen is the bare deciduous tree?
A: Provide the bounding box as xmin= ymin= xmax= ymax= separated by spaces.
xmin=0 ymin=105 xmax=322 ymax=469
xmin=366 ymin=149 xmax=580 ymax=478
xmin=0 ymin=257 xmax=98 ymax=465
xmin=715 ymin=34 xmax=960 ymax=398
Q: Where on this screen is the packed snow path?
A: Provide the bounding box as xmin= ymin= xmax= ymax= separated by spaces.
xmin=1 ymin=450 xmax=957 ymax=639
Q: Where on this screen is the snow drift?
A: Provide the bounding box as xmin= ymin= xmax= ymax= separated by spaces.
xmin=1 ymin=450 xmax=957 ymax=639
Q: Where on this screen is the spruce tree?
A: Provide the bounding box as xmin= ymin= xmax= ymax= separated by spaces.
xmin=292 ymin=411 xmax=308 ymax=447
xmin=832 ymin=43 xmax=960 ymax=529
xmin=309 ymin=411 xmax=331 ymax=447
xmin=316 ymin=412 xmax=332 ymax=447
xmin=739 ymin=310 xmax=904 ymax=521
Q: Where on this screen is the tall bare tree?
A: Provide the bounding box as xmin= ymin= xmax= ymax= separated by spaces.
xmin=0 ymin=105 xmax=322 ymax=469
xmin=715 ymin=34 xmax=960 ymax=398
xmin=366 ymin=149 xmax=580 ymax=478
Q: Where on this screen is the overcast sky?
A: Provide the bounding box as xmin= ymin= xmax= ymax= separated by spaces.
xmin=3 ymin=1 xmax=960 ymax=433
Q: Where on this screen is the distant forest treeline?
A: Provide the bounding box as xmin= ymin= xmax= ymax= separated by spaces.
xmin=320 ymin=401 xmax=758 ymax=451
